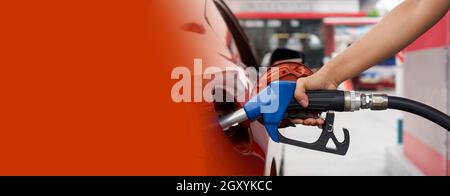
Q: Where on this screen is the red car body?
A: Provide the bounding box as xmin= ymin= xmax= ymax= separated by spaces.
xmin=159 ymin=0 xmax=282 ymax=175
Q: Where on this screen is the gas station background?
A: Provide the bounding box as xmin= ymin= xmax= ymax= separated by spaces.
xmin=225 ymin=0 xmax=450 ymax=176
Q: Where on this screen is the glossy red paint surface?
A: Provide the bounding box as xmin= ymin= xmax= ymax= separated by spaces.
xmin=168 ymin=0 xmax=268 ymax=175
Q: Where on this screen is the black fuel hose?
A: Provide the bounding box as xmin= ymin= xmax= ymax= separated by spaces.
xmin=388 ymin=96 xmax=450 ymax=131
xmin=288 ymin=91 xmax=450 ymax=132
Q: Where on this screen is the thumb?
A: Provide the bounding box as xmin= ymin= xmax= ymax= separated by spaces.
xmin=294 ymin=78 xmax=309 ymax=108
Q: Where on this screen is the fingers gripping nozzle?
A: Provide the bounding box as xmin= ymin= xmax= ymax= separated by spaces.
xmin=288 ymin=91 xmax=389 ymax=112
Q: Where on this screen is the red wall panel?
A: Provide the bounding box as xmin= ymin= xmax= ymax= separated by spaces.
xmin=405 ymin=12 xmax=449 ymax=52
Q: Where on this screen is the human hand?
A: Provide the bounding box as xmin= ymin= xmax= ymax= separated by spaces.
xmin=291 ymin=73 xmax=339 ymax=126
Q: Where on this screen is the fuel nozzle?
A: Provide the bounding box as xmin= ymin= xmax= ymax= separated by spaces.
xmin=218 ymin=82 xmax=390 ymax=156
xmin=217 ymin=83 xmax=354 ymax=156
xmin=288 ymin=90 xmax=389 ymax=113
xmin=219 ymin=89 xmax=390 ymax=133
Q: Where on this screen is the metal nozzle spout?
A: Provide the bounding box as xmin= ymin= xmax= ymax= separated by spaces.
xmin=218 ymin=108 xmax=248 ymax=131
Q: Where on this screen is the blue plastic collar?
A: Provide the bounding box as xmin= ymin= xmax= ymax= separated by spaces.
xmin=243 ymin=81 xmax=296 ymax=142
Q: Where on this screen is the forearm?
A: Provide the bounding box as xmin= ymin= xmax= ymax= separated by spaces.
xmin=318 ymin=0 xmax=450 ymax=85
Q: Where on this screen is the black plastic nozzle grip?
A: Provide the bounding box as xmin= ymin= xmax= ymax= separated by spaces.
xmin=288 ymin=90 xmax=346 ymax=112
